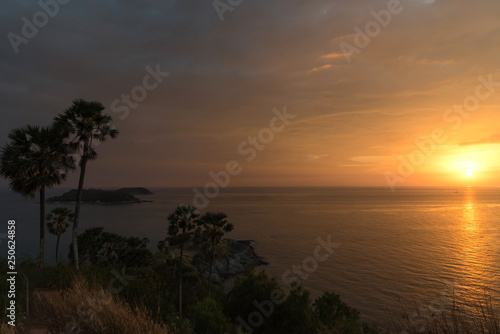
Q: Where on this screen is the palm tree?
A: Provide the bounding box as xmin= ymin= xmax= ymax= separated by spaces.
xmin=47 ymin=207 xmax=73 ymax=263
xmin=167 ymin=205 xmax=199 ymax=317
xmin=198 ymin=212 xmax=234 ymax=297
xmin=53 ymin=99 xmax=119 ymax=269
xmin=0 ymin=125 xmax=75 ymax=266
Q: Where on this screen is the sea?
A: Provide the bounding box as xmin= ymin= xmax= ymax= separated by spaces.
xmin=1 ymin=186 xmax=500 ymax=328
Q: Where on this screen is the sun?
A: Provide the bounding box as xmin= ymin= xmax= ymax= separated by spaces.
xmin=453 ymin=161 xmax=479 ymax=178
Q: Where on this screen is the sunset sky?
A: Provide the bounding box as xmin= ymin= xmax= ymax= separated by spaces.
xmin=1 ymin=0 xmax=500 ymax=188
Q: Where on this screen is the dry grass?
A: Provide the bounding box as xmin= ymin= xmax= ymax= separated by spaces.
xmin=30 ymin=276 xmax=175 ymax=334
xmin=395 ymin=288 xmax=500 ymax=334
xmin=0 ymin=323 xmax=17 ymax=333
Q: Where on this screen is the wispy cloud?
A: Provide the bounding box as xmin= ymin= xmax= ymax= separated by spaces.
xmin=459 ymin=134 xmax=500 ymax=146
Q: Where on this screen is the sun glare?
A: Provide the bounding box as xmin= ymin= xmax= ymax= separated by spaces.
xmin=455 ymin=161 xmax=479 ymax=178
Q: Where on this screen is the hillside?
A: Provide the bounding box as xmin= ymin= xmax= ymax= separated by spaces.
xmin=114 ymin=187 xmax=154 ymax=195
xmin=47 ymin=189 xmax=143 ymax=204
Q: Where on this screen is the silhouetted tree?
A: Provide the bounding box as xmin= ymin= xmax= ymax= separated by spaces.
xmin=53 ymin=99 xmax=119 ymax=269
xmin=198 ymin=212 xmax=234 ymax=297
xmin=0 ymin=125 xmax=75 ymax=266
xmin=69 ymin=227 xmax=152 ymax=268
xmin=166 ymin=205 xmax=199 ymax=317
xmin=47 ymin=207 xmax=73 ymax=263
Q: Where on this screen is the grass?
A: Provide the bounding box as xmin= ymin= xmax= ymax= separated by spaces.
xmin=394 ymin=287 xmax=500 ymax=333
xmin=29 ymin=275 xmax=176 ymax=334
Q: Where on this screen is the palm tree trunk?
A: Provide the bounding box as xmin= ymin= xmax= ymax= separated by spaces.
xmin=39 ymin=187 xmax=45 ymax=267
xmin=56 ymin=235 xmax=60 ymax=263
xmin=73 ymin=141 xmax=89 ymax=270
xmin=208 ymin=241 xmax=215 ymax=298
xmin=178 ymin=236 xmax=184 ymax=317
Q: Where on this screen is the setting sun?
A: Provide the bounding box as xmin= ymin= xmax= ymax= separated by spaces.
xmin=454 ymin=161 xmax=480 ymax=179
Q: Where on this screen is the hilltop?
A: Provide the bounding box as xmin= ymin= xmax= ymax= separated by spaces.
xmin=47 ymin=188 xmax=150 ymax=204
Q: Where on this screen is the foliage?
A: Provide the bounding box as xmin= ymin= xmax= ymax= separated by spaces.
xmin=53 ymin=99 xmax=119 ymax=164
xmin=196 ymin=211 xmax=234 ymax=296
xmin=225 ymin=269 xmax=285 ymax=332
xmin=191 ymin=298 xmax=236 ymax=334
xmin=0 ymin=124 xmax=75 ymax=266
xmin=68 ymin=227 xmax=153 ymax=268
xmin=53 ymin=98 xmax=119 ymax=270
xmin=274 ymin=283 xmax=317 ymax=334
xmin=47 ymin=208 xmax=74 ymax=236
xmin=165 ymin=205 xmax=200 ymax=317
xmin=3 ymin=250 xmax=500 ymax=334
xmin=47 ymin=188 xmax=141 ymax=203
xmin=313 ymin=291 xmax=366 ymax=333
xmin=47 ymin=207 xmax=74 ymax=262
xmin=0 ymin=125 xmax=75 ymax=199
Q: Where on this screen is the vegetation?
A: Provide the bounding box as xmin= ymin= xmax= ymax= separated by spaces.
xmin=394 ymin=290 xmax=500 ymax=334
xmin=1 ymin=224 xmax=499 ymax=333
xmin=68 ymin=227 xmax=153 ymax=268
xmin=53 ymin=98 xmax=119 ymax=270
xmin=115 ymin=187 xmax=154 ymax=195
xmin=2 ymin=98 xmax=499 ymax=333
xmin=0 ymin=125 xmax=75 ymax=266
xmin=0 ymin=240 xmax=379 ymax=334
xmin=48 ymin=188 xmax=142 ymax=204
xmin=167 ymin=205 xmax=200 ymax=317
xmin=47 ymin=207 xmax=74 ymax=263
xmin=196 ymin=211 xmax=234 ymax=297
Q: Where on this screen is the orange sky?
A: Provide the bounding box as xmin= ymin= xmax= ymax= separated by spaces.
xmin=1 ymin=0 xmax=500 ymax=188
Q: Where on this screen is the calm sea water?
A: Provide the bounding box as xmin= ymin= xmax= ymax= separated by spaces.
xmin=1 ymin=186 xmax=500 ymax=326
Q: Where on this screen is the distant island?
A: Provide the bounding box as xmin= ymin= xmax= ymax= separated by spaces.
xmin=47 ymin=188 xmax=153 ymax=204
xmin=114 ymin=187 xmax=154 ymax=195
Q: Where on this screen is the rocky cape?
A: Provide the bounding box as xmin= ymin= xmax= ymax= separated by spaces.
xmin=201 ymin=239 xmax=268 ymax=284
xmin=47 ymin=188 xmax=153 ymax=204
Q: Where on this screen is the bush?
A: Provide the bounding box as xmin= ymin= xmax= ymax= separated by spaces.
xmin=68 ymin=227 xmax=153 ymax=268
xmin=191 ymin=298 xmax=235 ymax=334
xmin=313 ymin=290 xmax=366 ymax=333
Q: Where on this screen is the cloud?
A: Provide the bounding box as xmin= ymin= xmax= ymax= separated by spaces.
xmin=459 ymin=134 xmax=500 ymax=146
xmin=306 ymin=64 xmax=334 ymax=73
xmin=1 ymin=0 xmax=499 ymax=187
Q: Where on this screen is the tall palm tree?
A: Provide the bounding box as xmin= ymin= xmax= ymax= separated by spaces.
xmin=47 ymin=207 xmax=73 ymax=263
xmin=0 ymin=125 xmax=75 ymax=266
xmin=198 ymin=212 xmax=234 ymax=297
xmin=167 ymin=205 xmax=199 ymax=317
xmin=53 ymin=99 xmax=119 ymax=269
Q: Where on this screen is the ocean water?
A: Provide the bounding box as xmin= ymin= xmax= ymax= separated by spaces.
xmin=1 ymin=186 xmax=500 ymax=327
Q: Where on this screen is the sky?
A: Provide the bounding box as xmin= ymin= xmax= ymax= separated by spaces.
xmin=1 ymin=0 xmax=500 ymax=189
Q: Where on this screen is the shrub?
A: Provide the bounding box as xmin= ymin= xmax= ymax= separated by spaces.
xmin=191 ymin=298 xmax=235 ymax=334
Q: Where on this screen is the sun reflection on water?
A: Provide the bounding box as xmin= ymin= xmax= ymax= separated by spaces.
xmin=453 ymin=187 xmax=500 ymax=320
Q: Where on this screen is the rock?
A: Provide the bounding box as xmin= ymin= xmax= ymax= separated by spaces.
xmin=201 ymin=239 xmax=267 ymax=283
